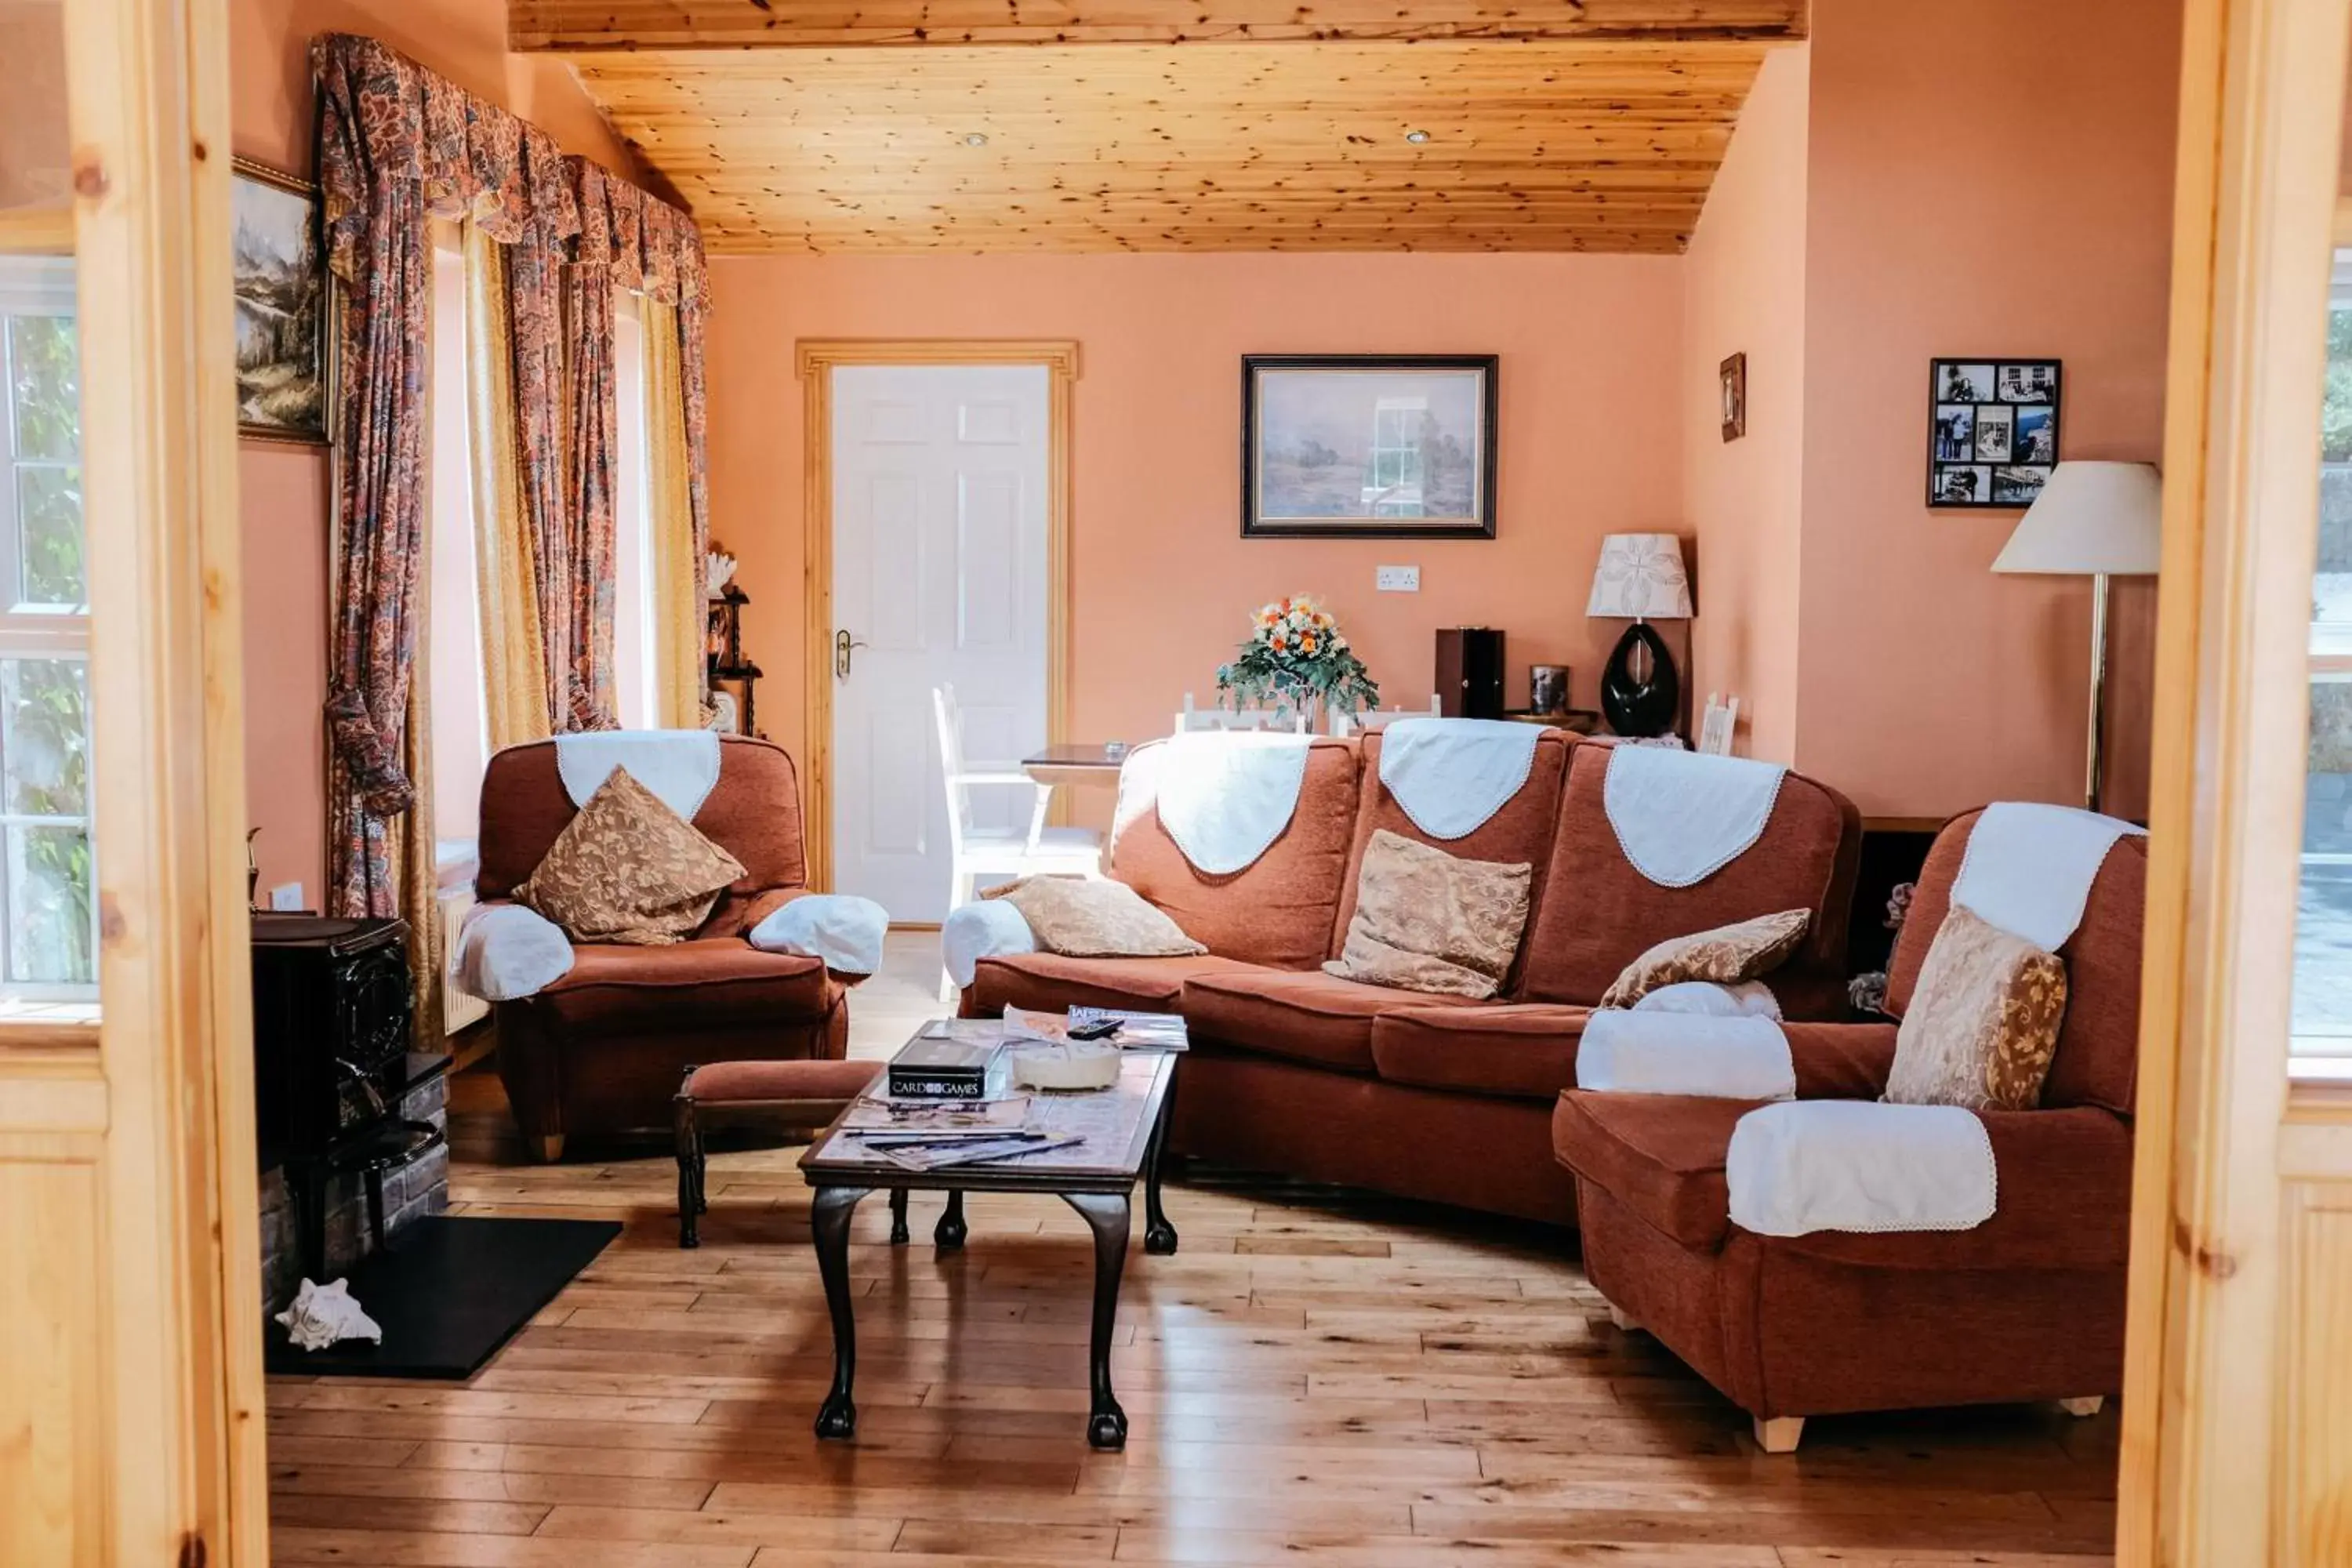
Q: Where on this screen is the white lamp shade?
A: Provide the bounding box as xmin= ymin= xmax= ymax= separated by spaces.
xmin=1587 ymin=532 xmax=1694 ymax=619
xmin=1991 ymin=461 xmax=2162 ymax=576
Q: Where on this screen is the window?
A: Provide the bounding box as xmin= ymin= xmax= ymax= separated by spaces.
xmin=426 ymin=238 xmax=488 ymax=859
xmin=612 ymin=296 xmax=659 ymax=729
xmin=2291 ymin=245 xmax=2352 ymax=1078
xmin=0 ymin=254 xmax=90 ymax=998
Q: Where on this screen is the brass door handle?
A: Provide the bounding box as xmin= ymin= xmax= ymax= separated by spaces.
xmin=835 ymin=628 xmax=870 ymax=679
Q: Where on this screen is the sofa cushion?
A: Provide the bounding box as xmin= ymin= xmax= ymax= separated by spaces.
xmin=1370 ymin=1004 xmax=1592 ymax=1100
xmin=1109 ymin=736 xmax=1360 ymax=970
xmin=1323 ymin=829 xmax=1534 ymax=999
xmin=533 ymin=939 xmax=839 ymax=1033
xmin=1520 ymin=744 xmax=1858 ymax=1009
xmin=515 ymin=768 xmax=747 ymax=945
xmin=1885 ymin=904 xmax=2068 ymax=1111
xmin=480 ymin=734 xmax=808 ymax=903
xmin=985 ymin=875 xmax=1207 ymax=960
xmin=1597 ymin=908 xmax=1812 ymax=1009
xmin=1551 ymin=1091 xmax=1758 ymax=1250
xmin=1184 ymin=967 xmax=1485 ymax=1075
xmin=968 ymin=951 xmax=1261 ymax=1015
xmin=1889 ymin=811 xmax=2147 ymax=1117
xmin=1338 ymin=730 xmax=1573 ymax=979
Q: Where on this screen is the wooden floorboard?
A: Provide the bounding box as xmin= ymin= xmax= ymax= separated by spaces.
xmin=269 ymin=934 xmax=2116 ymax=1566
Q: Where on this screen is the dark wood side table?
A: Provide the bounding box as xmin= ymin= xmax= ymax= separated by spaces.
xmin=798 ymin=1043 xmax=1179 ymax=1450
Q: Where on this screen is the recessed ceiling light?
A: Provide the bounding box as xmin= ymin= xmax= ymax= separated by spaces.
xmin=1404 ymin=129 xmax=1431 ymax=144
xmin=964 ymin=132 xmax=989 ymax=147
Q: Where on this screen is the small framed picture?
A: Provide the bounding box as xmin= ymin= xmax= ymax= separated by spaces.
xmin=1927 ymin=358 xmax=2059 ymax=508
xmin=232 ymin=157 xmax=332 ymax=445
xmin=1935 ymin=464 xmax=1993 ymax=505
xmin=1719 ymin=352 xmax=1746 ymax=442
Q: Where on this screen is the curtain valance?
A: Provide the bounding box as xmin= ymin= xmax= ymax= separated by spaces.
xmin=569 ymin=158 xmax=706 ymax=308
xmin=312 ymin=32 xmax=707 ymax=296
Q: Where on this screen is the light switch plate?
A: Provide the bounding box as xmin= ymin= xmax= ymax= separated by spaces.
xmin=1376 ymin=564 xmax=1421 ymax=592
xmin=268 ymin=882 xmax=305 ymax=912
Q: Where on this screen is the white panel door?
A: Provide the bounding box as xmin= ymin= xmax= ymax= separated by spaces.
xmin=832 ymin=363 xmax=1049 ymax=921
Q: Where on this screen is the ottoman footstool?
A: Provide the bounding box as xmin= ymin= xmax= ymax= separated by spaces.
xmin=674 ymin=1059 xmax=909 ymax=1248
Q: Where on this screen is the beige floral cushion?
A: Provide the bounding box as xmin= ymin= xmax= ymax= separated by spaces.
xmin=1883 ymin=903 xmax=2068 ymax=1111
xmin=1599 ymin=908 xmax=1810 ymax=1009
xmin=983 ymin=876 xmax=1207 ymax=960
xmin=1321 ymin=829 xmax=1534 ymax=1000
xmin=517 ymin=767 xmax=746 ymax=946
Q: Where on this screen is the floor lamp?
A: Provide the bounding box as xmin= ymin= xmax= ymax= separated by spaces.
xmin=1991 ymin=461 xmax=2163 ymax=812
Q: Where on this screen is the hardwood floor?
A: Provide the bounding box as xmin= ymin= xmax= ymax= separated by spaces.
xmin=266 ymin=935 xmax=2119 ymax=1566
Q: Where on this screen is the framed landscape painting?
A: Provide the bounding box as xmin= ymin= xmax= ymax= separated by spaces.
xmin=1242 ymin=355 xmax=1497 ymax=538
xmin=232 ymin=157 xmax=330 ymax=445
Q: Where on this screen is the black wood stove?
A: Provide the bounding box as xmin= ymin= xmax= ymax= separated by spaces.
xmin=250 ymin=913 xmax=447 ymax=1283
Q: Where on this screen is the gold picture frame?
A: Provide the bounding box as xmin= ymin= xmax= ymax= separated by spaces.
xmin=231 ymin=155 xmax=332 ymax=446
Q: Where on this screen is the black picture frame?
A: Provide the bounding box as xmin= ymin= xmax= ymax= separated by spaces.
xmin=1720 ymin=351 xmax=1747 ymax=442
xmin=1926 ymin=357 xmax=2061 ymax=510
xmin=1240 ymin=354 xmax=1498 ymax=539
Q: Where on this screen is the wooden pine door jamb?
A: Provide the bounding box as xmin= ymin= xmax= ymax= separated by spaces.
xmin=796 ymin=339 xmax=1079 ymax=892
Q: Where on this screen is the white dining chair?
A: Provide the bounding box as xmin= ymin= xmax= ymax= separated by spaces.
xmin=934 ymin=685 xmax=1104 ymax=912
xmin=1175 ymin=693 xmax=1311 ymax=735
xmin=1334 ymin=695 xmax=1443 ymax=735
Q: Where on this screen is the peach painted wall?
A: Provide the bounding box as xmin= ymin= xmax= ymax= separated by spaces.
xmin=229 ymin=0 xmax=634 ymax=903
xmin=0 ymin=5 xmax=68 ymax=210
xmin=707 ymin=254 xmax=1686 ymax=808
xmin=1791 ymin=0 xmax=2180 ymax=819
xmin=1682 ymin=44 xmax=1809 ymax=764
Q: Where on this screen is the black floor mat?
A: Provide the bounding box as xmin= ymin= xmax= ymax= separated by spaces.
xmin=263 ymin=1215 xmax=619 ymax=1380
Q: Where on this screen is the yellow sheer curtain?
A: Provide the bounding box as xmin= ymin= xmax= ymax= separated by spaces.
xmin=642 ymin=295 xmax=704 ymax=728
xmin=463 ymin=221 xmax=554 ymax=747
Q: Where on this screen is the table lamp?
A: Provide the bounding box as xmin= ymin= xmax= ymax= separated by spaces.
xmin=1990 ymin=461 xmax=2163 ymax=811
xmin=1586 ymin=532 xmax=1695 ymax=738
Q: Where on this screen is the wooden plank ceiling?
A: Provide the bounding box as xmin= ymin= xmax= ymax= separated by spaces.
xmin=514 ymin=2 xmax=1804 ymax=255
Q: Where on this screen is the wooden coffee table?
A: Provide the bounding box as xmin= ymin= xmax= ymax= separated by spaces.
xmin=799 ymin=1036 xmax=1180 ymax=1450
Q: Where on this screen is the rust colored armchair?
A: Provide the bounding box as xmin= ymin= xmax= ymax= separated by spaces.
xmin=474 ymin=735 xmax=851 ymax=1159
xmin=1552 ymin=809 xmax=2147 ymax=1451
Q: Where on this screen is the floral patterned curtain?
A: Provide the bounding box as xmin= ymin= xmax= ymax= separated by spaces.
xmin=313 ymin=33 xmax=713 ymax=924
xmin=570 ymin=157 xmax=712 ymax=714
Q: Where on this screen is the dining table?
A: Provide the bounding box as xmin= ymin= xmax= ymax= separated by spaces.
xmin=1019 ymin=742 xmax=1131 ymax=791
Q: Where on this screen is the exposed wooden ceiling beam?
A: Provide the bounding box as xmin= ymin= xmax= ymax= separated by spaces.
xmin=512 ymin=0 xmax=1807 ymax=52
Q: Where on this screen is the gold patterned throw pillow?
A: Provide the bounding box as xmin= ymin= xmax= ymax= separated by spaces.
xmin=1321 ymin=829 xmax=1534 ymax=1000
xmin=1598 ymin=908 xmax=1810 ymax=1009
xmin=1883 ymin=903 xmax=2068 ymax=1111
xmin=982 ymin=875 xmax=1207 ymax=960
xmin=517 ymin=767 xmax=746 ymax=946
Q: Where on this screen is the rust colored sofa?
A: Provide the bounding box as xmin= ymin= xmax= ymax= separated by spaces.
xmin=1552 ymin=809 xmax=2146 ymax=1450
xmin=963 ymin=731 xmax=1861 ymax=1225
xmin=476 ymin=735 xmax=851 ymax=1159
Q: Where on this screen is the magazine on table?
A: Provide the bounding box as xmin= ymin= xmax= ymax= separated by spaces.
xmin=1066 ymin=1007 xmax=1188 ymax=1051
xmin=878 ymin=1132 xmax=1084 ymax=1172
xmin=840 ymin=1094 xmax=1034 ymax=1139
xmin=1002 ymin=1004 xmax=1189 ymax=1053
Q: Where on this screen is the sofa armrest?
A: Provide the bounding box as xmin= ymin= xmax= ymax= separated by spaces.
xmin=1762 ymin=1107 xmax=2134 ymax=1272
xmin=452 ymin=900 xmax=574 ymax=1003
xmin=1780 ymin=1022 xmax=1899 ymax=1099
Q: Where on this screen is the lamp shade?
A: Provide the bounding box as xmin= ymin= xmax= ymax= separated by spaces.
xmin=1587 ymin=532 xmax=1694 ymax=619
xmin=1991 ymin=461 xmax=2162 ymax=576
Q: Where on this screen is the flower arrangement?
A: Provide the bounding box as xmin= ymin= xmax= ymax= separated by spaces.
xmin=1216 ymin=594 xmax=1379 ymax=724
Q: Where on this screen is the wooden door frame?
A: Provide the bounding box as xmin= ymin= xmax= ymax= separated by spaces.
xmin=0 ymin=0 xmax=265 ymax=1562
xmin=794 ymin=339 xmax=1079 ymax=893
xmin=2117 ymin=0 xmax=2352 ymax=1559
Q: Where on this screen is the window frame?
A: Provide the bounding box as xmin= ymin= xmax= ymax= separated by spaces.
xmin=0 ymin=252 xmax=93 ymax=1004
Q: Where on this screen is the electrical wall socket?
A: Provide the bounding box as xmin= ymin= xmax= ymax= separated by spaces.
xmin=1376 ymin=564 xmax=1421 ymax=592
xmin=268 ymin=882 xmax=306 ymax=912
